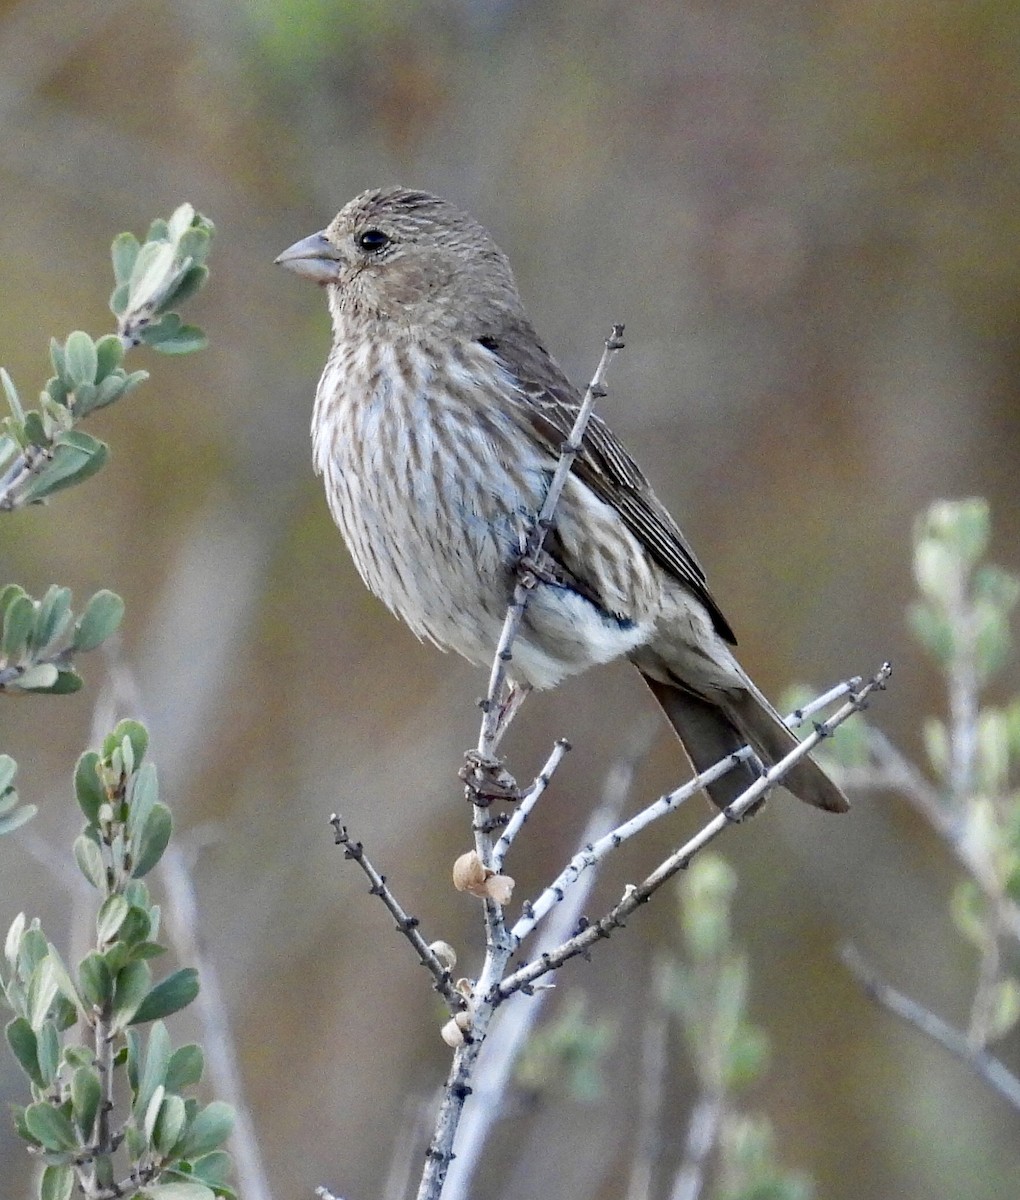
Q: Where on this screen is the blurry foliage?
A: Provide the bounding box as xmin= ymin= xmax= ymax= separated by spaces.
xmin=816 ymin=499 xmax=1020 ymax=1058
xmin=515 ymin=991 xmax=616 ymax=1104
xmin=660 ymin=856 xmax=812 ymax=1200
xmin=0 ymin=206 xmax=233 ymax=1200
xmin=0 ymin=205 xmax=213 ymax=836
xmin=2 ymin=720 xmax=234 ymax=1200
xmin=0 ymin=205 xmax=213 ymax=513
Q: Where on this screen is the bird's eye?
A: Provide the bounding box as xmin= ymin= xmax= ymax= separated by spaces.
xmin=356 ymin=229 xmax=390 ymax=252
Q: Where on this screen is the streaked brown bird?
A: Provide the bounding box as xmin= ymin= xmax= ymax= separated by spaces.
xmin=276 ymin=187 xmax=848 ymax=813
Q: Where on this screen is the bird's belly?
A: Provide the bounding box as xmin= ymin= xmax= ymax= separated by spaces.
xmin=313 ymin=372 xmax=652 ymax=688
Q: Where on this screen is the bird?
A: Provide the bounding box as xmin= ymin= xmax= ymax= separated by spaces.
xmin=275 ymin=187 xmax=848 ymax=814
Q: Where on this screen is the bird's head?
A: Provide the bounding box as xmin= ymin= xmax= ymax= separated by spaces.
xmin=275 ymin=187 xmax=525 ymax=334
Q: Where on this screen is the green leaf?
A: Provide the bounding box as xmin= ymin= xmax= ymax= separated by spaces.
xmin=147 ymin=217 xmax=171 ymax=243
xmin=36 ymin=1019 xmax=60 ymax=1086
xmin=6 ymin=1016 xmax=44 ymax=1086
xmin=113 ymin=959 xmax=152 ymax=1029
xmin=71 ymin=1065 xmax=102 ymax=1140
xmin=39 ymin=1165 xmax=74 ymax=1200
xmin=139 ymin=313 xmax=182 ymax=345
xmin=23 ymin=409 xmax=48 ymax=447
xmin=18 ymin=925 xmax=48 ymax=977
xmin=987 ymin=977 xmax=1020 ymax=1042
xmin=33 ymin=585 xmax=72 ymax=653
xmin=78 ymin=952 xmax=114 ymax=1009
xmin=0 ymin=754 xmax=18 ymax=794
xmin=94 ymin=334 xmax=125 ymax=380
xmin=1 ymin=366 xmax=25 ymax=422
xmin=127 ymin=761 xmax=159 ymax=835
xmin=110 ymin=281 xmax=130 ymax=316
xmin=155 ymin=1091 xmax=187 ymax=1155
xmin=143 ymin=1185 xmax=215 ymax=1200
xmin=27 ymin=958 xmax=60 ymax=1029
xmin=44 ymin=944 xmax=82 ymax=1012
xmin=167 ymin=203 xmax=198 ymax=241
xmin=73 ymin=834 xmax=107 ymax=890
xmin=129 ymin=240 xmax=176 ymax=312
xmin=165 ymin=1043 xmax=204 ymax=1092
xmin=0 ymin=802 xmax=37 ymax=835
xmin=132 ymin=802 xmax=173 ymax=878
xmin=3 ymin=593 xmax=35 ymax=662
xmin=107 ymin=719 xmax=149 ymax=768
xmin=45 ymin=375 xmax=69 ymax=407
xmin=112 ymin=232 xmax=142 ymax=285
xmin=0 ymin=431 xmax=19 ymax=464
xmin=63 ymin=331 xmax=98 ymax=389
xmin=176 ymin=1100 xmax=235 ymax=1159
xmin=19 ymin=430 xmax=110 ymax=503
xmin=74 ymin=589 xmax=124 ymax=651
xmin=190 ymin=1151 xmax=232 ymax=1189
xmin=75 ymin=751 xmax=106 ymax=824
xmin=17 ymin=664 xmax=59 ymax=691
xmin=96 ymin=895 xmax=130 ymax=946
xmin=4 ymin=910 xmax=26 ymax=966
xmin=160 ymin=264 xmax=209 ymax=311
xmin=134 ymin=1020 xmax=171 ymax=1118
xmin=152 ymin=325 xmax=208 ymax=356
xmin=24 ymin=1101 xmax=78 ymax=1151
xmin=130 ymin=968 xmax=199 ymax=1024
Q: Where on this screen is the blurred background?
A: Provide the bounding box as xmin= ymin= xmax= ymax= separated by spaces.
xmin=2 ymin=0 xmax=1019 ymax=1197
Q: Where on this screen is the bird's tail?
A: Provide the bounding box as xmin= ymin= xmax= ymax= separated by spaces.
xmin=640 ymin=674 xmax=849 ymax=813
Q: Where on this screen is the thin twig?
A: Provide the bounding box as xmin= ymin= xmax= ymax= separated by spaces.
xmin=842 ymin=945 xmax=1020 ymax=1111
xmin=508 ymin=675 xmax=865 ymax=951
xmin=475 ymin=324 xmax=626 ymax=761
xmin=624 ymin=1002 xmax=670 ymax=1200
xmin=492 ymin=738 xmax=571 ymax=870
xmin=668 ymin=1094 xmax=724 ymax=1200
xmin=441 ymin=742 xmax=645 ymax=1200
xmin=330 ymin=815 xmax=465 ymax=1016
xmin=496 ymin=664 xmax=891 ymax=1000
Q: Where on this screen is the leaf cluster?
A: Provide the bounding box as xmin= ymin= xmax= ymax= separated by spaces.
xmin=910 ymin=500 xmax=1020 ymax=1044
xmin=1 ymin=720 xmax=235 ymax=1200
xmin=0 ymin=584 xmax=124 ymax=697
xmin=659 ymin=856 xmax=809 ymax=1200
xmin=0 ymin=203 xmax=213 ymax=511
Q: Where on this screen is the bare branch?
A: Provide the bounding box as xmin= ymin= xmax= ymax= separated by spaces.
xmin=842 ymin=945 xmax=1020 ymax=1112
xmin=330 ymin=815 xmax=465 ymax=1016
xmin=496 ymin=664 xmax=891 ymax=999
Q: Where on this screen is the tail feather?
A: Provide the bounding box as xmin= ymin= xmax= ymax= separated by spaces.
xmin=640 ymin=672 xmax=849 ymax=814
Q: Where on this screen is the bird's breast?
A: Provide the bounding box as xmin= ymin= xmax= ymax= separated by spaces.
xmin=311 ymin=334 xmax=548 ymax=660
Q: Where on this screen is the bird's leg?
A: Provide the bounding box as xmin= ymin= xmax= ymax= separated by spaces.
xmin=460 ymin=683 xmax=531 ymax=808
xmin=492 ymin=680 xmax=531 ymax=750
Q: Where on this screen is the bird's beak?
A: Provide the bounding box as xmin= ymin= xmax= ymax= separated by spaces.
xmin=274 ymin=231 xmax=344 ymax=284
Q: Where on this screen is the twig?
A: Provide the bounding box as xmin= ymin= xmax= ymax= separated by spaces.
xmin=475 ymin=324 xmax=626 ymax=761
xmin=492 ymin=738 xmax=571 ymax=870
xmin=668 ymin=1094 xmax=724 ymax=1200
xmin=842 ymin=945 xmax=1020 ymax=1111
xmin=496 ymin=664 xmax=891 ymax=999
xmin=624 ymin=1002 xmax=670 ymax=1200
xmin=508 ymin=674 xmax=868 ymax=951
xmin=330 ymin=815 xmax=465 ymax=1016
xmin=415 ymin=327 xmax=626 ymax=1200
xmin=440 ymin=741 xmax=645 ymax=1200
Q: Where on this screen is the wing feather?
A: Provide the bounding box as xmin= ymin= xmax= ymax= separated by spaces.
xmin=479 ymin=322 xmax=737 ymax=645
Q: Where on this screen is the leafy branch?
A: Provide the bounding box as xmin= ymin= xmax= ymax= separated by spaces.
xmin=0 ymin=203 xmax=213 ymax=512
xmin=2 ymin=720 xmax=235 ymax=1200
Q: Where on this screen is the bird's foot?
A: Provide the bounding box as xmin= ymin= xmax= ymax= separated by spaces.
xmin=461 ymin=750 xmax=521 ymax=807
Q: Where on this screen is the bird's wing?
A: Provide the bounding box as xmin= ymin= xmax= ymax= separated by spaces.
xmin=480 ymin=322 xmax=737 ymax=645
